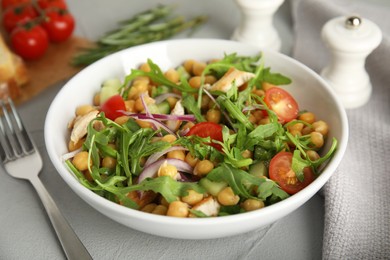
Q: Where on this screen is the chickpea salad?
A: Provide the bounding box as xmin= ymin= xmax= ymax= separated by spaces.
xmin=65 ymin=53 xmax=337 ymax=218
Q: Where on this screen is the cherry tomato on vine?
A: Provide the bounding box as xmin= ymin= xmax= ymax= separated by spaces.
xmin=269 ymin=151 xmax=315 ymax=195
xmin=100 ymin=95 xmax=126 ymax=120
xmin=264 ymin=87 xmax=299 ymax=123
xmin=36 ymin=0 xmax=67 ymax=10
xmin=2 ymin=3 xmax=37 ymax=33
xmin=10 ymin=22 xmax=49 ymax=60
xmin=42 ymin=8 xmax=75 ymax=42
xmin=1 ymin=0 xmax=31 ymax=10
xmin=186 ymin=122 xmax=223 ymax=151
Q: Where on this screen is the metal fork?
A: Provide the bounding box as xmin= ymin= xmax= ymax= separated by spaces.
xmin=0 ymin=98 xmax=92 ymax=260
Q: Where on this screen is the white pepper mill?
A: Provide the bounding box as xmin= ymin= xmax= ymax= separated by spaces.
xmin=231 ymin=0 xmax=284 ymax=51
xmin=321 ymin=16 xmax=382 ymax=109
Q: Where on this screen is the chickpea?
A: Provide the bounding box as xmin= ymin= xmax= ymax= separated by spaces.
xmin=252 ymin=110 xmax=264 ymax=122
xmin=151 ymin=205 xmax=168 ymax=216
xmin=201 ymin=95 xmax=211 ymax=109
xmin=206 ymin=109 xmax=221 ymax=123
xmin=183 ymin=59 xmax=195 ymax=74
xmin=287 ymin=121 xmax=304 ymax=132
xmin=93 ymin=92 xmax=100 ymax=106
xmin=192 ymin=62 xmax=207 ymax=76
xmin=312 ymin=120 xmax=329 ymax=136
xmin=204 ymin=75 xmax=217 ymax=85
xmin=75 ymin=105 xmax=96 ymax=116
xmin=299 ymin=112 xmax=316 ymax=124
xmin=164 ymin=68 xmax=180 ymax=83
xmin=114 ymin=115 xmax=130 ymax=125
xmin=185 ymin=152 xmax=199 ymax=168
xmin=160 ymin=196 xmax=170 ymax=207
xmin=289 ymin=129 xmax=302 ymax=137
xmin=252 ymin=88 xmax=265 ymax=97
xmin=124 ymin=100 xmax=136 ymax=112
xmin=68 ymin=138 xmax=84 ymax=152
xmin=182 ymin=122 xmax=195 ymax=131
xmin=139 ymin=62 xmax=151 ymax=72
xmin=157 ymin=162 xmax=178 ymax=179
xmin=141 ymin=203 xmax=157 ymax=213
xmin=248 ymin=114 xmax=257 ymax=124
xmin=161 ymin=134 xmax=177 ymax=143
xmin=134 ymin=94 xmax=152 ymax=112
xmin=72 ymin=151 xmax=90 ymax=171
xmin=102 ymin=156 xmax=117 ymax=169
xmin=241 ymin=199 xmax=265 ymax=211
xmin=262 ymin=82 xmax=276 ymax=91
xmin=189 ymin=76 xmax=202 ymax=89
xmin=136 ymin=119 xmax=153 ymax=129
xmin=166 ymin=97 xmax=178 ymax=109
xmin=217 ymin=187 xmax=240 ymax=206
xmin=167 ymin=201 xmax=189 ymax=217
xmin=241 ymin=149 xmax=253 ymax=159
xmin=301 ymin=125 xmax=313 ymax=135
xmin=167 ymin=150 xmax=185 ymax=161
xmin=259 ymin=117 xmax=270 ymax=125
xmin=181 ymin=189 xmax=204 ymax=206
xmin=307 ymin=150 xmax=320 ymax=161
xmin=310 ymin=131 xmax=324 ymax=148
xmin=194 ymin=160 xmax=214 ymax=176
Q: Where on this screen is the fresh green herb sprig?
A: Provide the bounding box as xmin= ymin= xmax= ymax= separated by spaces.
xmin=72 ymin=5 xmax=207 ymax=66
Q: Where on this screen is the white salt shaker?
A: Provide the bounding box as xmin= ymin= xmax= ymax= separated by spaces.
xmin=231 ymin=0 xmax=284 ymax=51
xmin=321 ymin=16 xmax=382 ymax=109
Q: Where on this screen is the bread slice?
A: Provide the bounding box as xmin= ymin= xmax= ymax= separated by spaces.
xmin=0 ymin=34 xmax=29 ymax=99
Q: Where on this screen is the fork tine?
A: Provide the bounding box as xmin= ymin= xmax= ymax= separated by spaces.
xmin=8 ymin=98 xmax=34 ymax=154
xmin=0 ymin=98 xmax=34 ymax=162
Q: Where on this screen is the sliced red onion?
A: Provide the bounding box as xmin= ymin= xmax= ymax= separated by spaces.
xmin=137 ymin=158 xmax=193 ymax=184
xmin=61 ymin=147 xmax=82 ymax=162
xmin=140 ymin=93 xmax=153 ymax=118
xmin=154 ymin=93 xmax=181 ymax=104
xmin=136 ymin=117 xmax=175 ymax=135
xmin=144 ymin=146 xmax=188 ymax=168
xmin=122 ymin=112 xmax=195 ymax=122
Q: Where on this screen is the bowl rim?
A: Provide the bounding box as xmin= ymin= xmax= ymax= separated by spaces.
xmin=44 ymin=38 xmax=349 ymax=228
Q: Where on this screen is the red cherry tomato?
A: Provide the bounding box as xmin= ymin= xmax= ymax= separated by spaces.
xmin=2 ymin=4 xmax=37 ymax=33
xmin=264 ymin=87 xmax=299 ymax=123
xmin=1 ymin=0 xmax=31 ymax=10
xmin=10 ymin=22 xmax=49 ymax=60
xmin=269 ymin=151 xmax=315 ymax=195
xmin=42 ymin=8 xmax=75 ymax=42
xmin=37 ymin=0 xmax=67 ymax=10
xmin=186 ymin=122 xmax=223 ymax=150
xmin=100 ymin=95 xmax=126 ymax=120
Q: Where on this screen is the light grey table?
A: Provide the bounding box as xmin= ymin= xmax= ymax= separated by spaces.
xmin=0 ymin=1 xmax=325 ymax=259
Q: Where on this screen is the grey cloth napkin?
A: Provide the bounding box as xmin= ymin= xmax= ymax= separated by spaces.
xmin=290 ymin=0 xmax=390 ymax=259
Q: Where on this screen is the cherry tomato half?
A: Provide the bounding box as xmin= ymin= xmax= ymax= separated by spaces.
xmin=264 ymin=87 xmax=299 ymax=123
xmin=269 ymin=151 xmax=315 ymax=195
xmin=186 ymin=122 xmax=223 ymax=150
xmin=42 ymin=8 xmax=75 ymax=42
xmin=100 ymin=95 xmax=126 ymax=120
xmin=1 ymin=0 xmax=31 ymax=10
xmin=37 ymin=0 xmax=68 ymax=10
xmin=2 ymin=3 xmax=37 ymax=33
xmin=10 ymin=22 xmax=49 ymax=60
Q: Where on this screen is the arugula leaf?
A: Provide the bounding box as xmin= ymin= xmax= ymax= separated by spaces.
xmin=261 ymin=67 xmax=292 ymax=85
xmin=181 ymin=94 xmax=205 ymax=122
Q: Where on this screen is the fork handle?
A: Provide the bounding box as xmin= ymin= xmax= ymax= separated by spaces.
xmin=29 ymin=176 xmax=92 ymax=260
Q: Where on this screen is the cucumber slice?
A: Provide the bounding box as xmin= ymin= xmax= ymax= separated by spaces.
xmin=100 ymin=78 xmax=122 ymax=103
xmin=199 ymin=178 xmax=227 ymax=197
xmin=249 ymin=161 xmax=268 ymax=178
xmin=157 ymin=101 xmax=171 ymax=114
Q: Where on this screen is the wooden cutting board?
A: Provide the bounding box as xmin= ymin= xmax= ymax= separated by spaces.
xmin=15 ymin=36 xmax=93 ymax=104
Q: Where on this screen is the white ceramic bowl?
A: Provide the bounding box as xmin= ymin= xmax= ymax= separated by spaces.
xmin=44 ymin=39 xmax=348 ymax=239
